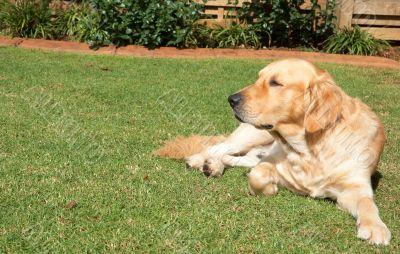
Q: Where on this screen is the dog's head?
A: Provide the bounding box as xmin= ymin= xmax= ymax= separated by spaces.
xmin=229 ymin=59 xmax=342 ymax=133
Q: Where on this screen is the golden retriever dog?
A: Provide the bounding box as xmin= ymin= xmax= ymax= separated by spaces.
xmin=154 ymin=59 xmax=391 ymax=245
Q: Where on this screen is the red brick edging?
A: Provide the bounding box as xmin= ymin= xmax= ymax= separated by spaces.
xmin=1 ymin=36 xmax=399 ymax=69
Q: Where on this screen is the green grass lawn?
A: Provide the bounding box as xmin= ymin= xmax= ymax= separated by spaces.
xmin=0 ymin=47 xmax=399 ymax=253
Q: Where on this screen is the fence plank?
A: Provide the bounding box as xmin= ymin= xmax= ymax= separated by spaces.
xmin=361 ymin=27 xmax=400 ymax=40
xmin=353 ymin=0 xmax=400 ymax=16
xmin=353 ymin=16 xmax=400 ymax=26
xmin=194 ymin=0 xmax=248 ymax=7
xmin=217 ymin=7 xmax=224 ymax=20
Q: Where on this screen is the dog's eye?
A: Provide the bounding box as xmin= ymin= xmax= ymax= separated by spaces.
xmin=269 ymin=79 xmax=283 ymax=87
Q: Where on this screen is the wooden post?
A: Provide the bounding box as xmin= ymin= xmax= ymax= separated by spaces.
xmin=217 ymin=7 xmax=224 ymax=20
xmin=336 ymin=0 xmax=355 ymax=28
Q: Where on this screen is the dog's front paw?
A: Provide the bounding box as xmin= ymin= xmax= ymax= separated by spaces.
xmin=357 ymin=220 xmax=391 ymax=245
xmin=202 ymin=158 xmax=224 ymax=177
xmin=248 ymin=162 xmax=278 ymax=196
xmin=185 ymin=154 xmax=205 ymax=170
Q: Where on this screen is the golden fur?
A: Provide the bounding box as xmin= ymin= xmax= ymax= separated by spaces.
xmin=153 ymin=135 xmax=226 ymax=159
xmin=154 ymin=59 xmax=390 ymax=245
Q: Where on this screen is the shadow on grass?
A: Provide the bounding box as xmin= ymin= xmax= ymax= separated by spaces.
xmin=371 ymin=171 xmax=383 ymax=191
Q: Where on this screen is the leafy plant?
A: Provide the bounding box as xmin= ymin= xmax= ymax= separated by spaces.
xmin=323 ymin=26 xmax=389 ymax=55
xmin=184 ymin=24 xmax=216 ymax=48
xmin=238 ymin=0 xmax=336 ymax=48
xmin=211 ymin=23 xmax=261 ymax=48
xmin=184 ymin=23 xmax=261 ymax=49
xmin=63 ymin=2 xmax=106 ymax=43
xmin=0 ymin=0 xmax=339 ymax=50
xmin=0 ymin=0 xmax=70 ymax=39
xmin=88 ymin=0 xmax=204 ymax=49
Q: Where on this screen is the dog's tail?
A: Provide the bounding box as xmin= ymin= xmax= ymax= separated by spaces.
xmin=153 ymin=135 xmax=227 ymax=159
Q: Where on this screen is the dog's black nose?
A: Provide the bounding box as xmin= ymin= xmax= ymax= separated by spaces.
xmin=228 ymin=93 xmax=242 ymax=108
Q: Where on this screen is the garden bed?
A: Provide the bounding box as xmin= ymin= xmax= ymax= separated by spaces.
xmin=1 ymin=36 xmax=399 ymax=69
xmin=1 ymin=0 xmax=397 ymax=60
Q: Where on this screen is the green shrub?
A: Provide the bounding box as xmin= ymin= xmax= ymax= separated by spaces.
xmin=323 ymin=26 xmax=389 ymax=55
xmin=0 ymin=0 xmax=338 ymax=50
xmin=0 ymin=0 xmax=68 ymax=39
xmin=87 ymin=0 xmax=204 ymax=49
xmin=238 ymin=0 xmax=336 ymax=48
xmin=184 ymin=24 xmax=215 ymax=48
xmin=211 ymin=23 xmax=260 ymax=48
xmin=64 ymin=2 xmax=106 ymax=43
xmin=184 ymin=23 xmax=261 ymax=49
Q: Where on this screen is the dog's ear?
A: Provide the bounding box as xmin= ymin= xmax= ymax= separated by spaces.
xmin=304 ymin=73 xmax=342 ymax=133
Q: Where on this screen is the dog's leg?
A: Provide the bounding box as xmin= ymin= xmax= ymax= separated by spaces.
xmin=248 ymin=162 xmax=279 ymax=196
xmin=186 ymin=123 xmax=274 ymax=177
xmin=337 ymin=187 xmax=391 ymax=245
xmin=221 ymin=145 xmax=275 ymax=168
xmin=221 ymin=154 xmax=262 ymax=168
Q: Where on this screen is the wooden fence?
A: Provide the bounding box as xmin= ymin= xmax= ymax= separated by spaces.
xmin=196 ymin=0 xmax=400 ymax=40
xmin=195 ymin=0 xmax=327 ymax=25
xmin=194 ymin=0 xmax=247 ymax=26
xmin=337 ymin=0 xmax=400 ymax=40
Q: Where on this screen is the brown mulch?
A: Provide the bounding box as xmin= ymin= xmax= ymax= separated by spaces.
xmin=379 ymin=46 xmax=400 ymax=62
xmin=0 ymin=36 xmax=399 ymax=69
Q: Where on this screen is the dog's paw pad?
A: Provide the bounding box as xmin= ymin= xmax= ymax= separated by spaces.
xmin=202 ymin=164 xmax=211 ymax=177
xmin=201 ymin=159 xmax=224 ymax=178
